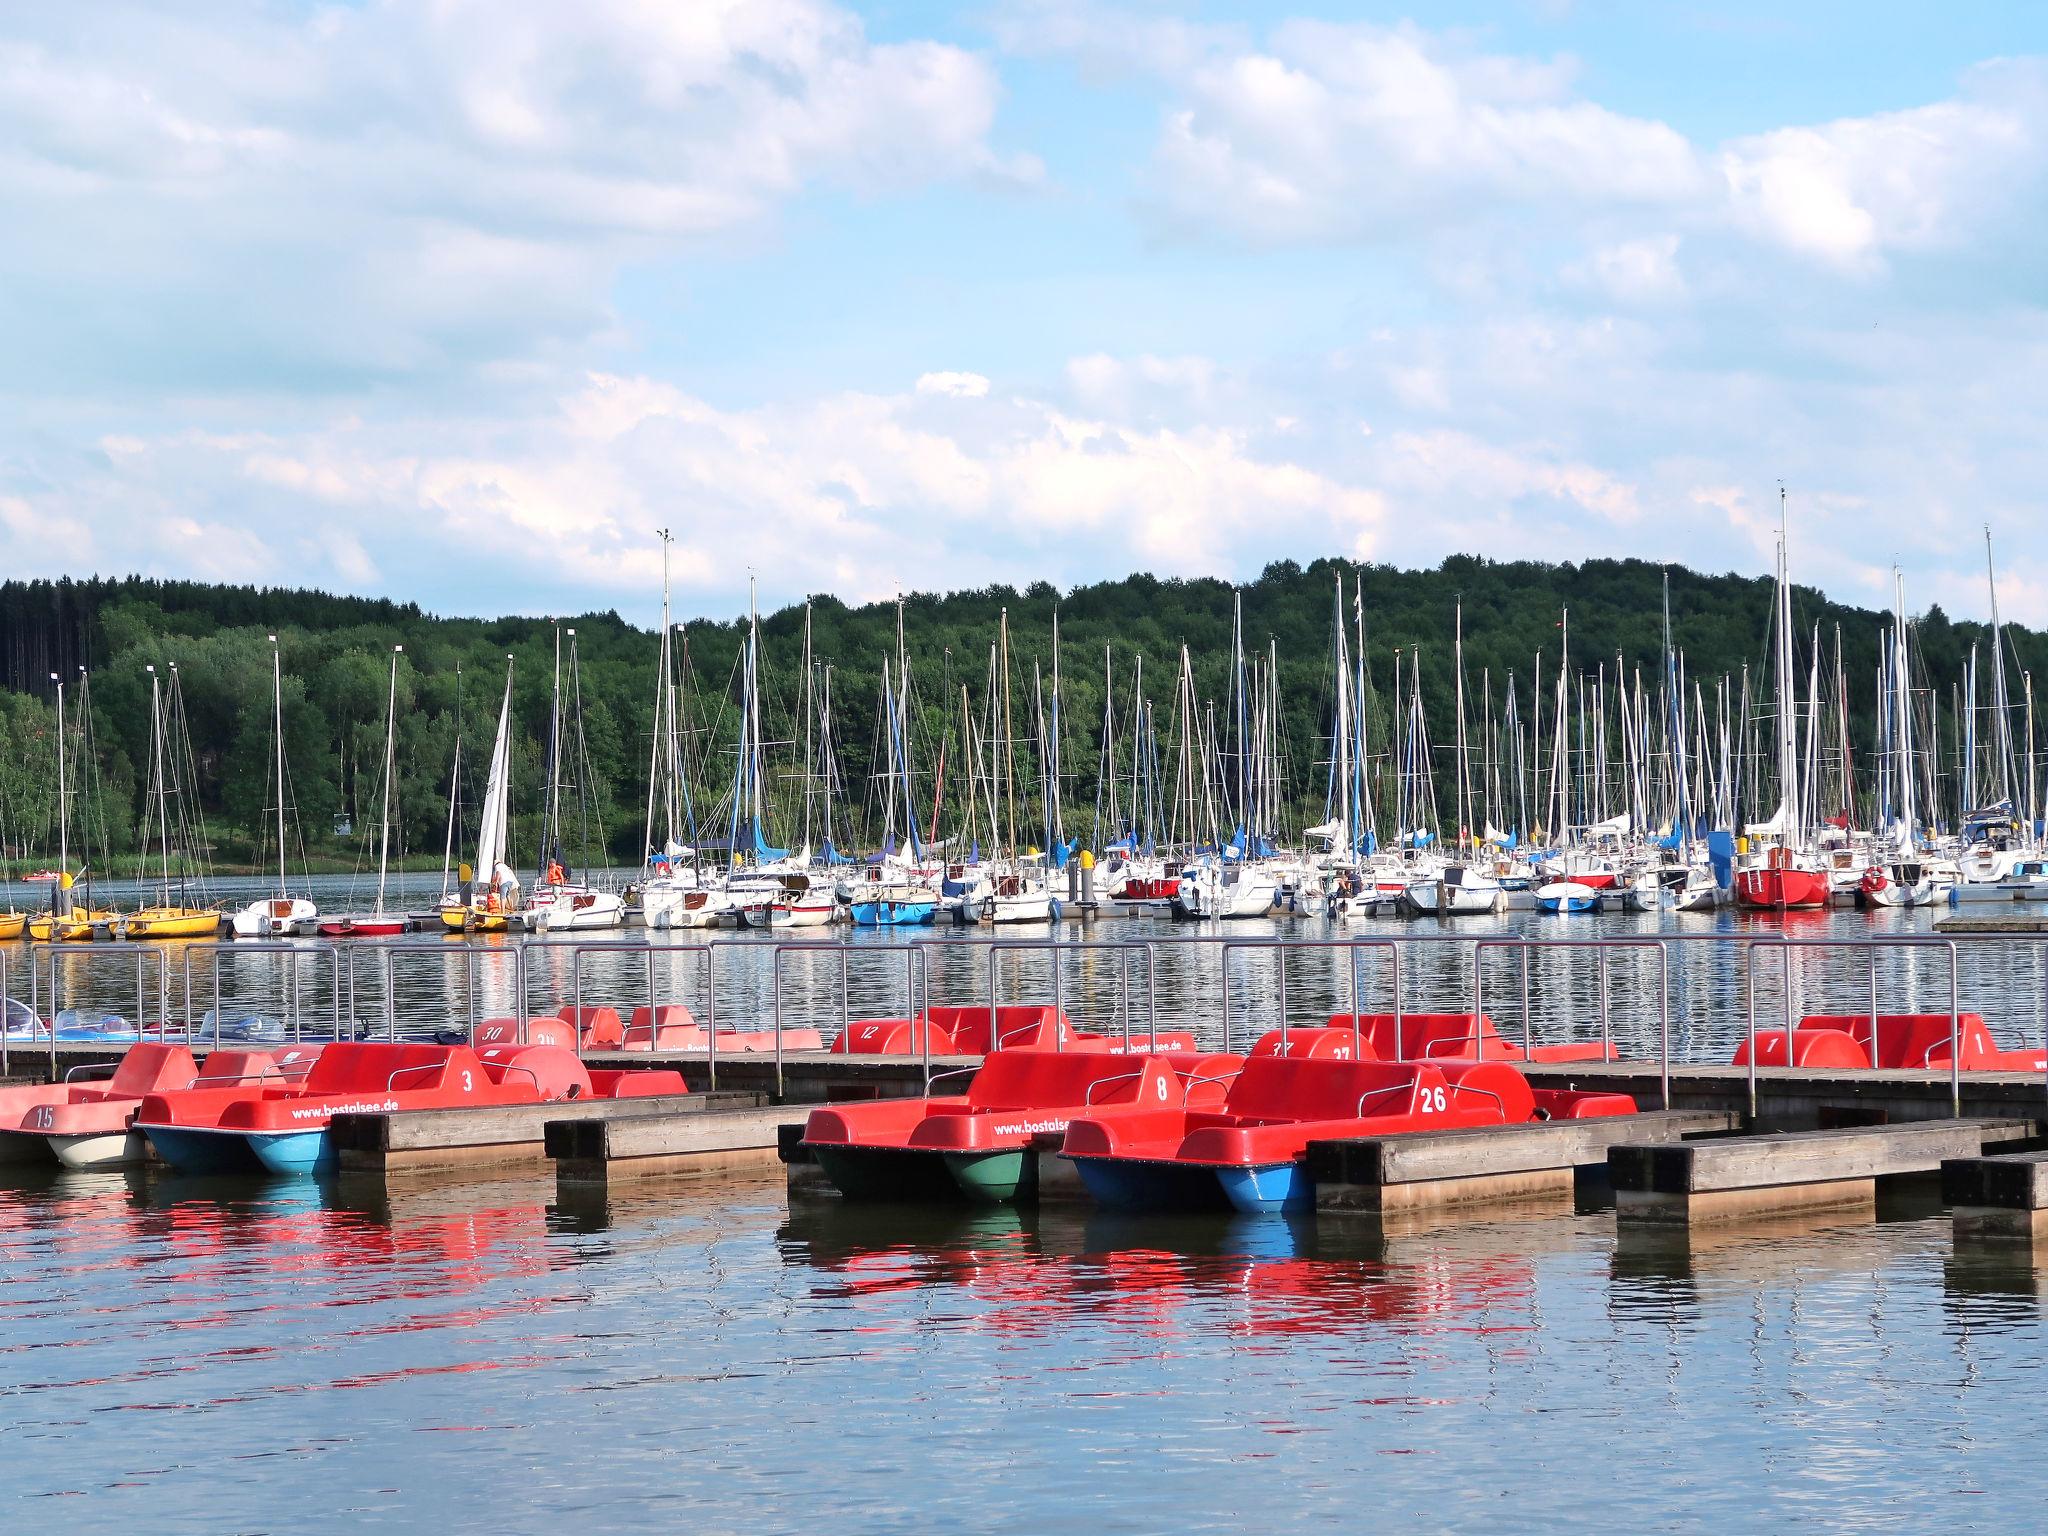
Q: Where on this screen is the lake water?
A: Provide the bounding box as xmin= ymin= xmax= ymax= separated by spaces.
xmin=5 ymin=1165 xmax=2048 ymax=1532
xmin=9 ymin=878 xmax=2048 ymax=1530
xmin=9 ymin=870 xmax=2048 ymax=1070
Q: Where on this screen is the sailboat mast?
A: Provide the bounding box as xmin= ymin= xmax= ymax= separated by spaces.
xmin=377 ymin=646 xmax=400 ymax=913
xmin=802 ymin=600 xmax=815 ymax=852
xmin=148 ymin=668 xmax=170 ymax=893
xmin=270 ymin=636 xmax=287 ymax=895
xmin=53 ymin=673 xmax=67 ymax=878
xmin=645 ymin=530 xmax=673 ymax=863
xmin=1453 ymin=597 xmax=1469 ymax=848
xmin=1987 ymin=526 xmax=2018 ymax=815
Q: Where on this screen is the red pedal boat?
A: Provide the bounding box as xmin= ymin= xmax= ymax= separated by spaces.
xmin=135 ymin=1041 xmax=682 ymax=1177
xmin=1732 ymin=1012 xmax=2048 ymax=1071
xmin=1064 ymin=1053 xmax=1634 ymax=1214
xmin=831 ymin=1003 xmax=1195 ymax=1056
xmin=804 ymin=1047 xmax=1238 ymax=1204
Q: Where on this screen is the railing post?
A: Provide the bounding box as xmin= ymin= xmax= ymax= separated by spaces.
xmin=1597 ymin=946 xmax=1612 ymax=1064
xmin=1949 ymin=940 xmax=1962 ymax=1119
xmin=1052 ymin=932 xmax=1067 ymax=1053
xmin=1649 ymin=941 xmax=1669 ymax=1106
xmin=1277 ymin=945 xmax=1288 ymax=1042
xmin=1220 ymin=943 xmax=1232 ymax=1056
xmin=1743 ymin=941 xmax=1757 ymax=1120
xmin=1519 ymin=944 xmax=1533 ymax=1058
xmin=1782 ymin=945 xmax=1795 ymax=1072
xmin=1868 ymin=945 xmax=1880 ymax=1067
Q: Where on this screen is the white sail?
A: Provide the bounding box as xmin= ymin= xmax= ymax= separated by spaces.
xmin=475 ymin=664 xmax=515 ymax=888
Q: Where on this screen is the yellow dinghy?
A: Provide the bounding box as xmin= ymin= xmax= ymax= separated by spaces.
xmin=442 ymin=904 xmax=514 ymax=933
xmin=0 ymin=912 xmax=24 ymax=941
xmin=29 ymin=905 xmax=116 ymax=942
xmin=123 ymin=906 xmax=223 ymax=940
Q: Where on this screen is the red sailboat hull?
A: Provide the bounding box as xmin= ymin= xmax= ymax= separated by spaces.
xmin=1734 ymin=867 xmax=1830 ymax=910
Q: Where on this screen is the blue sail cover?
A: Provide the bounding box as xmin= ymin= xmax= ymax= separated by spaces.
xmin=819 ymin=839 xmax=853 ymax=866
xmin=751 ymin=819 xmax=789 ymax=862
xmin=1707 ymin=830 xmax=1736 ymax=888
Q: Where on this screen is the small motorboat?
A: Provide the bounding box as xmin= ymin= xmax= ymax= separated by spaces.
xmin=315 ymin=913 xmax=411 ymax=937
xmin=232 ymin=896 xmax=319 ymax=937
xmin=1534 ymin=880 xmax=1600 ymax=913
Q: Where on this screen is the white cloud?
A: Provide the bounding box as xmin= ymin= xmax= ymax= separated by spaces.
xmin=1573 ymin=235 xmax=1687 ymax=304
xmin=1026 ymin=13 xmax=2048 ymax=273
xmin=915 ymin=371 xmax=993 ymax=398
xmin=0 ymin=370 xmax=1387 ymax=612
xmin=0 ymin=1 xmax=1016 ymax=387
xmin=1718 ymin=62 xmax=2048 ymax=270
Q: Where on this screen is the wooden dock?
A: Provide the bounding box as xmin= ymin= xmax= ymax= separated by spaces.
xmin=1306 ymin=1109 xmax=1740 ymax=1222
xmin=1610 ymin=1118 xmax=2039 ymax=1225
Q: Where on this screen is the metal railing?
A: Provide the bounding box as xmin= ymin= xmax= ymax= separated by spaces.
xmin=1473 ymin=937 xmax=1672 ymax=1109
xmin=364 ymin=940 xmax=527 ymax=1044
xmin=8 ymin=924 xmax=2048 ymax=1119
xmin=1742 ymin=935 xmax=1964 ymax=1117
xmin=176 ymin=941 xmax=345 ymax=1048
xmin=1216 ymin=937 xmax=1405 ymax=1057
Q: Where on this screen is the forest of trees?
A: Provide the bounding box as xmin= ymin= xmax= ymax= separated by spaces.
xmin=0 ymin=555 xmax=2033 ymax=875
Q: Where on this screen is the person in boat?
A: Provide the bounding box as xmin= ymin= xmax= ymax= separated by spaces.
xmin=547 ymin=859 xmax=566 ymax=887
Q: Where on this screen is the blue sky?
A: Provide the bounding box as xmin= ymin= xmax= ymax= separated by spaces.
xmin=3 ymin=1 xmax=2047 ymax=627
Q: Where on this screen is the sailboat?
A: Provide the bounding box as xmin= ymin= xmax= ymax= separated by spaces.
xmin=443 ymin=659 xmax=532 ymax=932
xmin=123 ymin=662 xmax=224 ymax=939
xmin=231 ymin=637 xmax=320 ymax=937
xmin=30 ymin=669 xmax=120 ymax=942
xmin=1733 ymin=505 xmax=1830 ymax=911
xmin=851 ymin=655 xmax=940 ymax=926
xmin=771 ymin=603 xmax=843 ymax=928
xmin=318 ymin=647 xmax=410 ymax=936
xmin=1405 ymin=599 xmax=1500 ymax=916
xmin=640 ymin=532 xmax=721 ymax=930
xmin=527 ymin=626 xmax=626 ymax=932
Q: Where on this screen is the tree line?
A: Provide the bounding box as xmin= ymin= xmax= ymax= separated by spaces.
xmin=0 ymin=555 xmax=2030 ymax=873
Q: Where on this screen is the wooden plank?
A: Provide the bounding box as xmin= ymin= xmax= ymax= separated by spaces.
xmin=1611 ymin=1118 xmax=2036 ymax=1196
xmin=1307 ymin=1109 xmax=1737 ymax=1188
xmin=1942 ymin=1149 xmax=2048 ymax=1210
xmin=548 ymin=1103 xmax=814 ymax=1163
xmin=332 ymin=1091 xmax=763 ymax=1154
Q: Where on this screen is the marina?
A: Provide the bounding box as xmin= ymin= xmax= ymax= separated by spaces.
xmin=11 ymin=2 xmax=2048 ymax=1526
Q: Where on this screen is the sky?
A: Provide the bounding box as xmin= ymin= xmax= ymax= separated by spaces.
xmin=4 ymin=0 xmax=2047 ymax=628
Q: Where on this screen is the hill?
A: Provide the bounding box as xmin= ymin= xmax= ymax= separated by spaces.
xmin=0 ymin=557 xmax=2024 ymax=869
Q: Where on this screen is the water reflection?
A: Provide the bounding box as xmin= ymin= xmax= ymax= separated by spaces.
xmin=18 ymin=893 xmax=2048 ymax=1072
xmin=4 ymin=1157 xmax=2048 ymax=1529
xmin=776 ymin=1197 xmax=1562 ymax=1342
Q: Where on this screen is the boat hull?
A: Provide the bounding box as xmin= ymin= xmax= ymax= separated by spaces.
xmin=317 ymin=916 xmax=409 ymax=937
xmin=810 ymin=1144 xmax=960 ymax=1202
xmin=247 ymin=1129 xmax=334 ymax=1176
xmin=1734 ymin=868 xmax=1830 ymax=910
xmin=144 ymin=1125 xmax=268 ymax=1175
xmin=124 ymin=909 xmax=223 ymax=940
xmin=51 ymin=1129 xmax=149 ymax=1170
xmin=942 ymin=1148 xmax=1035 ymax=1205
xmin=1215 ymin=1161 xmax=1312 ymax=1215
xmin=850 ymin=900 xmax=937 ymax=927
xmin=1069 ymin=1155 xmax=1233 ymax=1213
